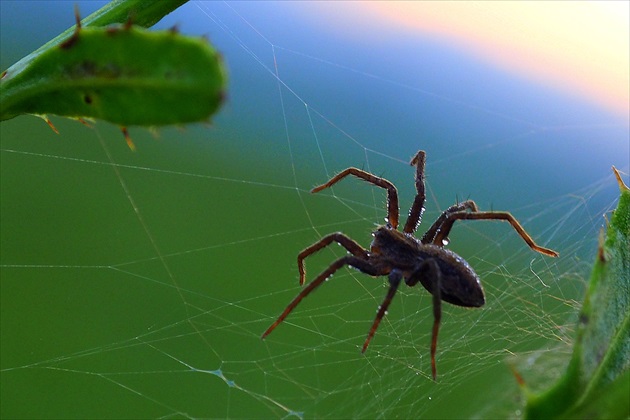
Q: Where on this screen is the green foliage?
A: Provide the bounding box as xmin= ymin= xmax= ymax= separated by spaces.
xmin=522 ymin=167 xmax=630 ymax=419
xmin=0 ymin=0 xmax=226 ymax=132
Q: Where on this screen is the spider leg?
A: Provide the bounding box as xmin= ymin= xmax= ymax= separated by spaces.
xmin=421 ymin=200 xmax=478 ymax=244
xmin=262 ymin=256 xmax=387 ymax=340
xmin=312 ymin=167 xmax=400 ymax=229
xmin=408 ymin=259 xmax=442 ymax=381
xmin=298 ymin=233 xmax=369 ymax=285
xmin=432 ymin=211 xmax=559 ymax=257
xmin=362 ymin=269 xmax=403 ymax=353
xmin=426 ymin=260 xmax=442 ymax=382
xmin=403 ymin=150 xmax=427 ymax=234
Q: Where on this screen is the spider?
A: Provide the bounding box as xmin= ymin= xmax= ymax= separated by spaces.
xmin=261 ymin=150 xmax=558 ymax=380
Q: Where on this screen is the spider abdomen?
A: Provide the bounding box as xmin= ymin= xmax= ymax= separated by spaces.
xmin=412 ymin=245 xmax=485 ymax=308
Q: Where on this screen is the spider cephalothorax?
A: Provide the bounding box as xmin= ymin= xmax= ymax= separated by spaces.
xmin=262 ymin=150 xmax=558 ymax=380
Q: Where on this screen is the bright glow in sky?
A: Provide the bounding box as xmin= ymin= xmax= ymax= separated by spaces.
xmin=309 ymin=1 xmax=630 ymax=120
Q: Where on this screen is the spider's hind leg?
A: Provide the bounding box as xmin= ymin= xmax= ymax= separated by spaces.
xmin=262 ymin=256 xmax=387 ymax=340
xmin=362 ymin=269 xmax=403 ymax=353
xmin=311 ymin=167 xmax=400 ymax=229
xmin=408 ymin=259 xmax=443 ymax=381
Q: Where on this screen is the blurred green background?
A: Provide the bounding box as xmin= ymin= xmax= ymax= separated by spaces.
xmin=1 ymin=1 xmax=628 ymax=418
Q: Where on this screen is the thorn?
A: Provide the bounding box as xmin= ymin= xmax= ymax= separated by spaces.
xmin=45 ymin=117 xmax=59 ymax=134
xmin=60 ymin=5 xmax=82 ymax=49
xmin=169 ymin=24 xmax=180 ymax=34
xmin=73 ymin=4 xmax=82 ymax=30
xmin=1 ymin=70 xmax=7 ymax=80
xmin=124 ymin=11 xmax=136 ymax=30
xmin=121 ymin=127 xmax=136 ymax=151
xmin=77 ymin=118 xmax=93 ymax=128
xmin=510 ymin=365 xmax=526 ymax=388
xmin=612 ymin=166 xmax=629 ymax=192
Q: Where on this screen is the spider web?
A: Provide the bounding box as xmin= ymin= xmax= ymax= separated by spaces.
xmin=1 ymin=1 xmax=628 ymax=418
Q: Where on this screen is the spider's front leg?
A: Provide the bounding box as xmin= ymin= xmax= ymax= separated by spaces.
xmin=311 ymin=167 xmax=401 ymax=229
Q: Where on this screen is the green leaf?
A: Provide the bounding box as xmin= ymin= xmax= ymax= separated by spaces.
xmin=561 ymin=369 xmax=630 ymax=420
xmin=522 ymin=167 xmax=630 ymax=419
xmin=1 ymin=24 xmax=226 ymax=126
xmin=2 ymin=0 xmax=190 ymax=102
xmin=0 ymin=0 xmax=227 ymax=137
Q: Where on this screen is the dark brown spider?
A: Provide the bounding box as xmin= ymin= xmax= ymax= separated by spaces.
xmin=262 ymin=150 xmax=558 ymax=380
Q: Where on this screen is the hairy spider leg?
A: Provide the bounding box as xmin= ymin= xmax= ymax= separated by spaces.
xmin=405 ymin=259 xmax=442 ymax=381
xmin=428 ymin=260 xmax=442 ymax=381
xmin=421 ymin=200 xmax=478 ymax=244
xmin=433 ymin=211 xmax=559 ymax=257
xmin=298 ymin=233 xmax=369 ymax=285
xmin=362 ymin=269 xmax=403 ymax=353
xmin=311 ymin=168 xmax=401 ymax=229
xmin=261 ymin=256 xmax=388 ymax=340
xmin=403 ymin=150 xmax=427 ymax=234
